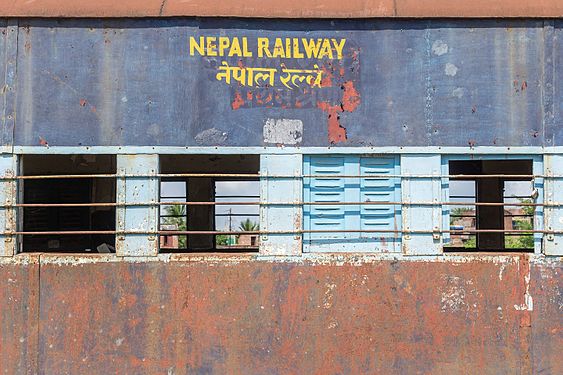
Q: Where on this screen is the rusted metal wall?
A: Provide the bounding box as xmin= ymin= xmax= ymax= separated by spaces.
xmin=0 ymin=254 xmax=560 ymax=374
xmin=1 ymin=0 xmax=563 ymax=18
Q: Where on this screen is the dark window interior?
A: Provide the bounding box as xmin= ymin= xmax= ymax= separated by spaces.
xmin=159 ymin=154 xmax=259 ymax=253
xmin=20 ymin=155 xmax=116 ymax=253
xmin=446 ymin=159 xmax=535 ymax=253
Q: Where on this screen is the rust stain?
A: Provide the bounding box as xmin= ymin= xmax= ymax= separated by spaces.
xmin=320 ymin=66 xmax=333 ymax=87
xmin=39 ymin=136 xmax=48 ymax=146
xmin=79 ymin=98 xmax=87 ymax=107
xmin=0 ymin=255 xmax=561 ymax=373
xmin=231 ymin=91 xmax=244 ymax=110
xmin=317 ymin=81 xmax=361 ymax=144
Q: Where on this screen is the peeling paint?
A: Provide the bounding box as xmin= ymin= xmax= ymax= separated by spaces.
xmin=317 ymin=81 xmax=361 ymax=144
xmin=432 ymin=40 xmax=449 ymax=56
xmin=445 ymin=63 xmax=459 ymax=76
xmin=194 ymin=128 xmax=228 ymax=146
xmin=263 ymin=118 xmax=303 ymax=145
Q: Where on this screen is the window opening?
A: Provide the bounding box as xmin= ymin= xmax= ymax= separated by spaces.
xmin=159 ymin=155 xmax=260 ymax=253
xmin=446 ymin=159 xmax=535 ymax=252
xmin=20 ymin=155 xmax=116 ymax=253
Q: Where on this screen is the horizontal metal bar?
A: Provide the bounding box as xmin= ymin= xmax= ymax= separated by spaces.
xmin=5 ymin=229 xmax=558 ymax=236
xmin=0 ymin=173 xmax=560 ymax=180
xmin=215 ymin=214 xmax=259 ymax=217
xmin=215 ymin=195 xmax=260 ymax=198
xmin=4 ymin=201 xmax=556 ymax=208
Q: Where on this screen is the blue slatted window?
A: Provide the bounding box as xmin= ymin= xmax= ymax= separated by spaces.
xmin=303 ymin=155 xmax=401 ymax=252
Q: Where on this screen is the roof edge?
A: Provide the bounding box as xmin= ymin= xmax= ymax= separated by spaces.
xmin=0 ymin=0 xmax=562 ymax=18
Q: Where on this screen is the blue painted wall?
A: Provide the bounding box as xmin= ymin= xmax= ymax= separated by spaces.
xmin=1 ymin=19 xmax=560 ymax=147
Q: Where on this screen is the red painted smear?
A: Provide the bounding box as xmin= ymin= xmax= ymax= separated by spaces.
xmin=317 ymin=102 xmax=346 ymax=144
xmin=317 ymin=81 xmax=361 ymax=144
xmin=321 ymin=66 xmax=333 ymax=87
xmin=341 ymin=81 xmax=360 ymax=112
xmin=231 ymin=91 xmax=245 ymax=110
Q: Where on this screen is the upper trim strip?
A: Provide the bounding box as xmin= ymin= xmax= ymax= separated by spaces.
xmin=1 ymin=0 xmax=562 ymax=18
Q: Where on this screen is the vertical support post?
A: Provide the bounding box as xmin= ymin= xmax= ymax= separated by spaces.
xmin=544 ymin=154 xmax=563 ymax=255
xmin=402 ymin=154 xmax=442 ymax=255
xmin=116 ymin=154 xmax=159 ymax=257
xmin=260 ymin=154 xmax=302 ymax=256
xmin=187 ymin=177 xmax=214 ymax=251
xmin=0 ymin=154 xmax=16 ymax=256
xmin=476 ymin=177 xmax=504 ymax=249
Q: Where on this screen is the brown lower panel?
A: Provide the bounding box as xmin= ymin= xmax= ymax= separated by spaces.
xmin=0 ymin=255 xmax=39 ymax=375
xmin=530 ymin=261 xmax=562 ymax=374
xmin=28 ymin=255 xmax=560 ymax=375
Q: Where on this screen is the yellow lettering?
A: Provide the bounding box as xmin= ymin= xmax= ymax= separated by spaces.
xmin=257 ymin=38 xmax=272 ymax=58
xmin=302 ymin=38 xmax=322 ymax=59
xmin=285 ymin=38 xmax=292 ymax=59
xmin=272 ymin=38 xmax=285 ymax=58
xmin=228 ymin=38 xmax=243 ymax=57
xmin=331 ymin=38 xmax=346 ymax=60
xmin=189 ymin=36 xmax=205 ymax=56
xmin=242 ymin=37 xmax=253 ymax=57
xmin=293 ymin=39 xmax=304 ymax=58
xmin=206 ymin=37 xmax=217 ymax=57
xmin=218 ymin=37 xmax=230 ymax=56
xmin=317 ymin=39 xmax=334 ymax=59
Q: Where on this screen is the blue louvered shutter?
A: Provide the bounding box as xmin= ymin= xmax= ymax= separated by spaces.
xmin=304 ymin=155 xmax=400 ymax=252
xmin=304 ymin=155 xmax=347 ymax=241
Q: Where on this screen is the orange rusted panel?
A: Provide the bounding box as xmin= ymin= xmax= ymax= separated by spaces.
xmin=1 ymin=0 xmax=562 ymax=18
xmin=396 ymin=0 xmax=563 ymax=18
xmin=530 ymin=262 xmax=563 ymax=374
xmin=28 ymin=254 xmax=560 ymax=374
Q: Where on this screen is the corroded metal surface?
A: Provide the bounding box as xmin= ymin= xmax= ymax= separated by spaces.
xmin=0 ymin=256 xmax=39 ymax=374
xmin=0 ymin=254 xmax=557 ymax=374
xmin=1 ymin=0 xmax=562 ymax=18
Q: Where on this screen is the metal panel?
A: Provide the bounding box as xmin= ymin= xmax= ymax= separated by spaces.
xmin=30 ymin=254 xmax=560 ymax=374
xmin=549 ymin=20 xmax=562 ymax=147
xmin=304 ymin=155 xmax=400 ymax=252
xmin=0 ymin=255 xmax=39 ymax=374
xmin=260 ymin=154 xmax=302 ymax=255
xmin=402 ymin=154 xmax=442 ymax=255
xmin=12 ymin=19 xmax=553 ymax=148
xmin=116 ymin=154 xmax=158 ymax=256
xmin=1 ymin=19 xmax=16 ymax=148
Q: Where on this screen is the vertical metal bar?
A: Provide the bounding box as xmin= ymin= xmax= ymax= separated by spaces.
xmin=401 ymin=154 xmax=442 ymax=255
xmin=259 ymin=154 xmax=302 ymax=256
xmin=0 ymin=154 xmax=16 ymax=256
xmin=116 ymin=154 xmax=159 ymax=257
xmin=543 ymin=155 xmax=563 ymax=255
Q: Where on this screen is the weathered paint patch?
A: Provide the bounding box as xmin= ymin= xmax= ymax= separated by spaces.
xmin=445 ymin=62 xmax=459 ymax=76
xmin=263 ymin=118 xmax=303 ymax=145
xmin=194 ymin=128 xmax=228 ymax=146
xmin=432 ymin=40 xmax=449 ymax=56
